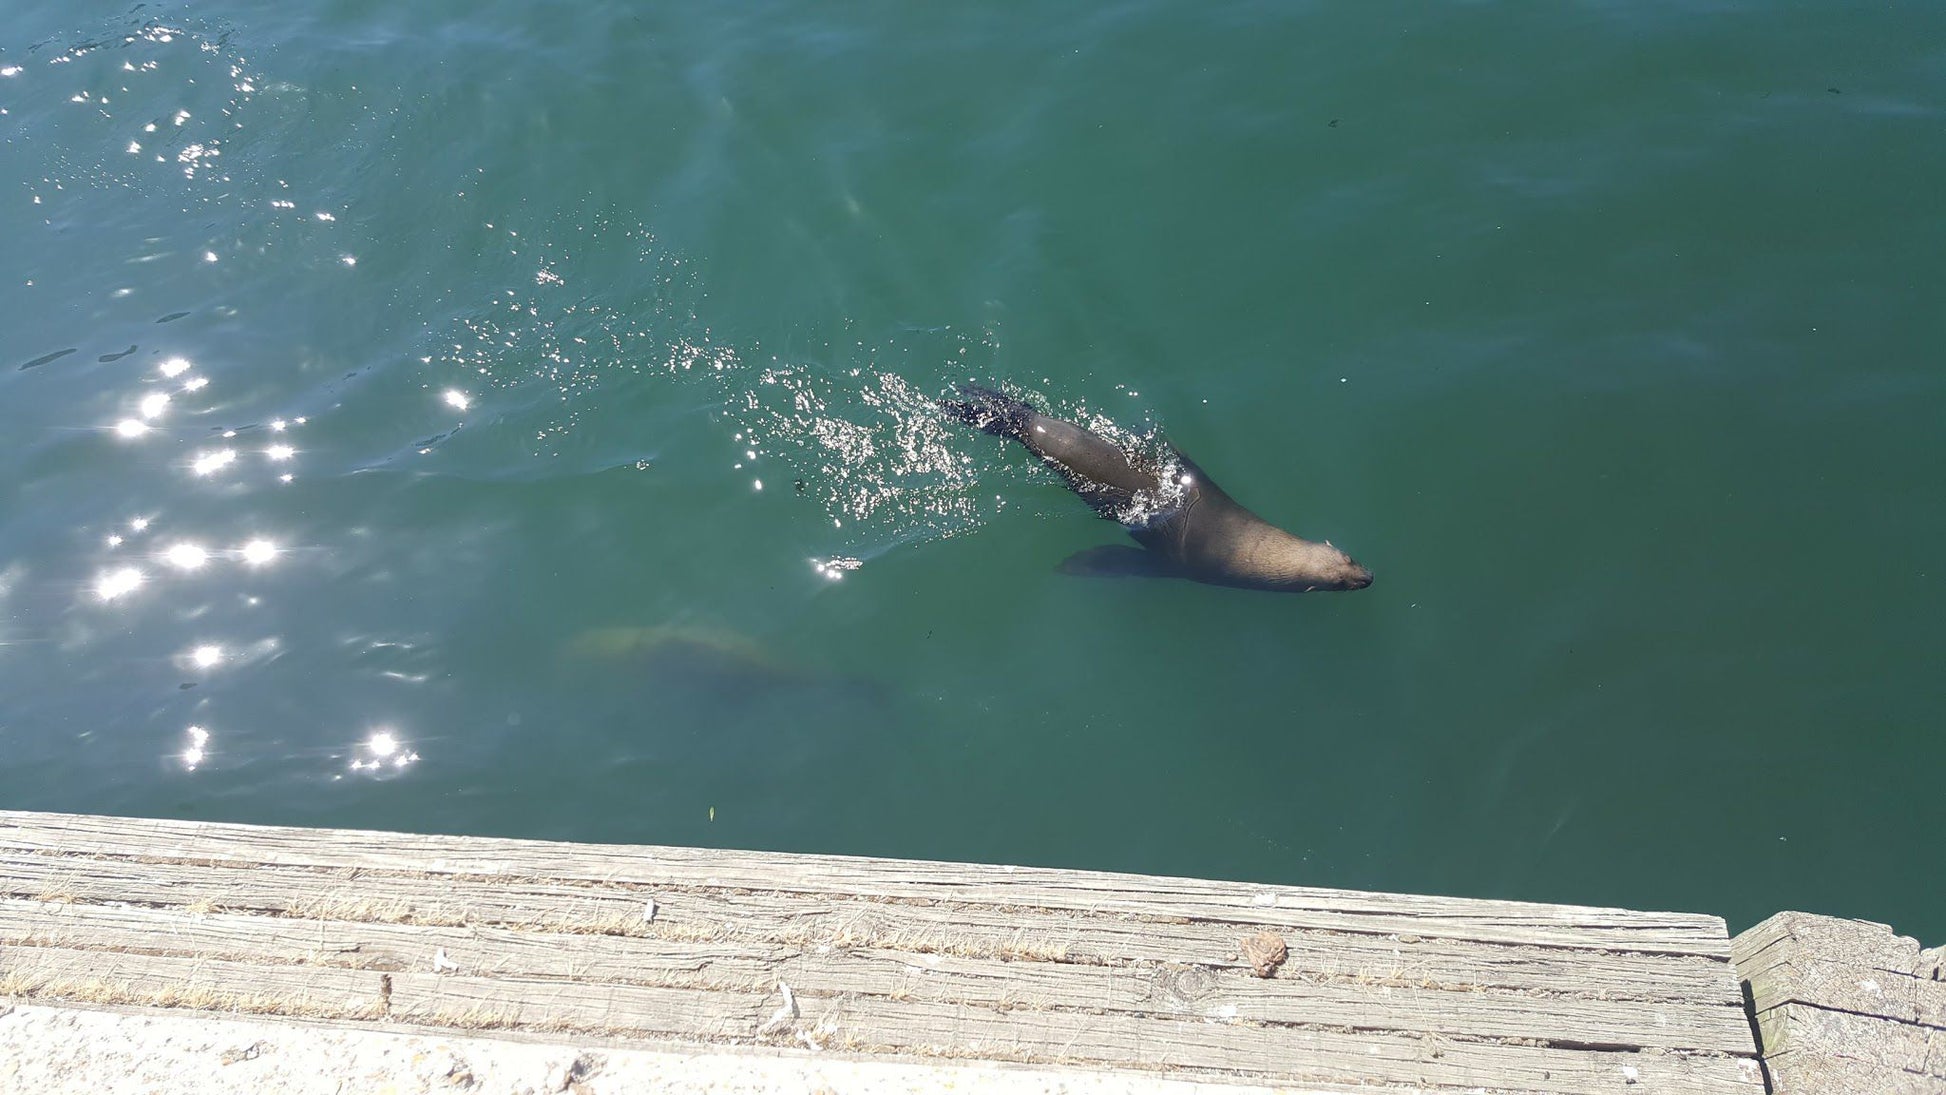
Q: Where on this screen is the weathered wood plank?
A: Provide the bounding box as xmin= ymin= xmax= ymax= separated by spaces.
xmin=2 ymin=942 xmax=765 ymax=1040
xmin=1754 ymin=1006 xmax=1942 ymax=1077
xmin=3 ymin=942 xmax=390 ymax=1019
xmin=1 ymin=943 xmax=1759 ymax=1094
xmin=0 ymin=811 xmax=1729 ymax=955
xmin=0 ymin=898 xmax=1757 ymax=1052
xmin=1752 ymin=1052 xmax=1946 ymax=1095
xmin=1731 ymin=912 xmax=1946 ymax=1095
xmin=0 ymin=811 xmax=1764 ymax=1092
xmin=1734 ymin=911 xmax=1946 ymax=1026
xmin=0 ymin=852 xmax=1738 ymax=1002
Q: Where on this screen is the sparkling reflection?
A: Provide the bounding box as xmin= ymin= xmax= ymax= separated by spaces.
xmin=159 ymin=357 xmax=191 ymax=378
xmin=182 ymin=726 xmax=209 ymax=770
xmin=190 ymin=449 xmax=237 ymax=476
xmin=442 ymin=389 xmax=470 ymax=411
xmin=95 ymin=566 xmax=144 ymax=601
xmin=265 ymin=443 xmax=295 ymax=461
xmin=162 ymin=542 xmax=209 ymax=570
xmin=813 ymin=557 xmax=862 ymax=582
xmin=239 ymin=538 xmax=277 ymax=565
xmin=190 ymin=644 xmax=223 ymax=669
xmin=114 ymin=418 xmax=149 ymax=438
xmin=138 ymin=392 xmax=171 ymax=419
xmin=348 ymin=728 xmax=420 ymax=772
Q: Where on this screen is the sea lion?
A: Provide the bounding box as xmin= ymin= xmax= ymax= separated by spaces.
xmin=561 ymin=623 xmax=889 ymax=706
xmin=942 ymin=384 xmax=1372 ymax=593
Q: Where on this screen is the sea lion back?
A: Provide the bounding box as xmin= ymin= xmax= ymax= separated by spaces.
xmin=943 ymin=385 xmax=1164 ymax=520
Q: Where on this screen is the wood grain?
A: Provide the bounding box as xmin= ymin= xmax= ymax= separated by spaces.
xmin=1732 ymin=911 xmax=1945 ymax=1095
xmin=1 ymin=810 xmax=1764 ymax=1092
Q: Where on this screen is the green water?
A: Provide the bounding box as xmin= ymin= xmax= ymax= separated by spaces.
xmin=3 ymin=2 xmax=1942 ymax=939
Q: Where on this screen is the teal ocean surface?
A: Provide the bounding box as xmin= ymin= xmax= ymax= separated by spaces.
xmin=3 ymin=2 xmax=1943 ymax=938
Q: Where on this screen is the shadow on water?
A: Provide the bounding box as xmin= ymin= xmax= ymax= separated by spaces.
xmin=442 ymin=621 xmax=932 ymax=856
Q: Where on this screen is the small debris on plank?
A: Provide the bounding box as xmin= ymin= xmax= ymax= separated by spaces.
xmin=759 ymin=983 xmax=798 ymax=1034
xmin=1240 ymin=931 xmax=1288 ymax=978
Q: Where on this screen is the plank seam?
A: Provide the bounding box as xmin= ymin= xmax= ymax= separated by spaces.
xmin=1748 ymin=997 xmax=1946 ymax=1034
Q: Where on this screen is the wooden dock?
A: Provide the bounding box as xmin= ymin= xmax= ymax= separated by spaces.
xmin=0 ymin=809 xmax=1846 ymax=1093
xmin=1734 ymin=911 xmax=1945 ymax=1093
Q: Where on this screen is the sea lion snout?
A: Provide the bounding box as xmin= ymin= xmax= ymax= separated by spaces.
xmin=1317 ymin=540 xmax=1372 ymax=590
xmin=1317 ymin=557 xmax=1372 ymax=591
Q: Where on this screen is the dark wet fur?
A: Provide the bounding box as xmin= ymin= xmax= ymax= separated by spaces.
xmin=939 ymin=383 xmax=1035 ymax=439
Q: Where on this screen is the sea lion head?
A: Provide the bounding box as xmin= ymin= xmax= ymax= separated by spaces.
xmin=1249 ymin=536 xmax=1372 ymax=592
xmin=1213 ymin=529 xmax=1373 ymax=592
xmin=1336 ymin=559 xmax=1375 ymax=590
xmin=1309 ymin=542 xmax=1373 ymax=591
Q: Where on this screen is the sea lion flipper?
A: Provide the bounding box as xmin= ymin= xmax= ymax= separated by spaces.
xmin=1056 ymin=544 xmax=1178 ymax=580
